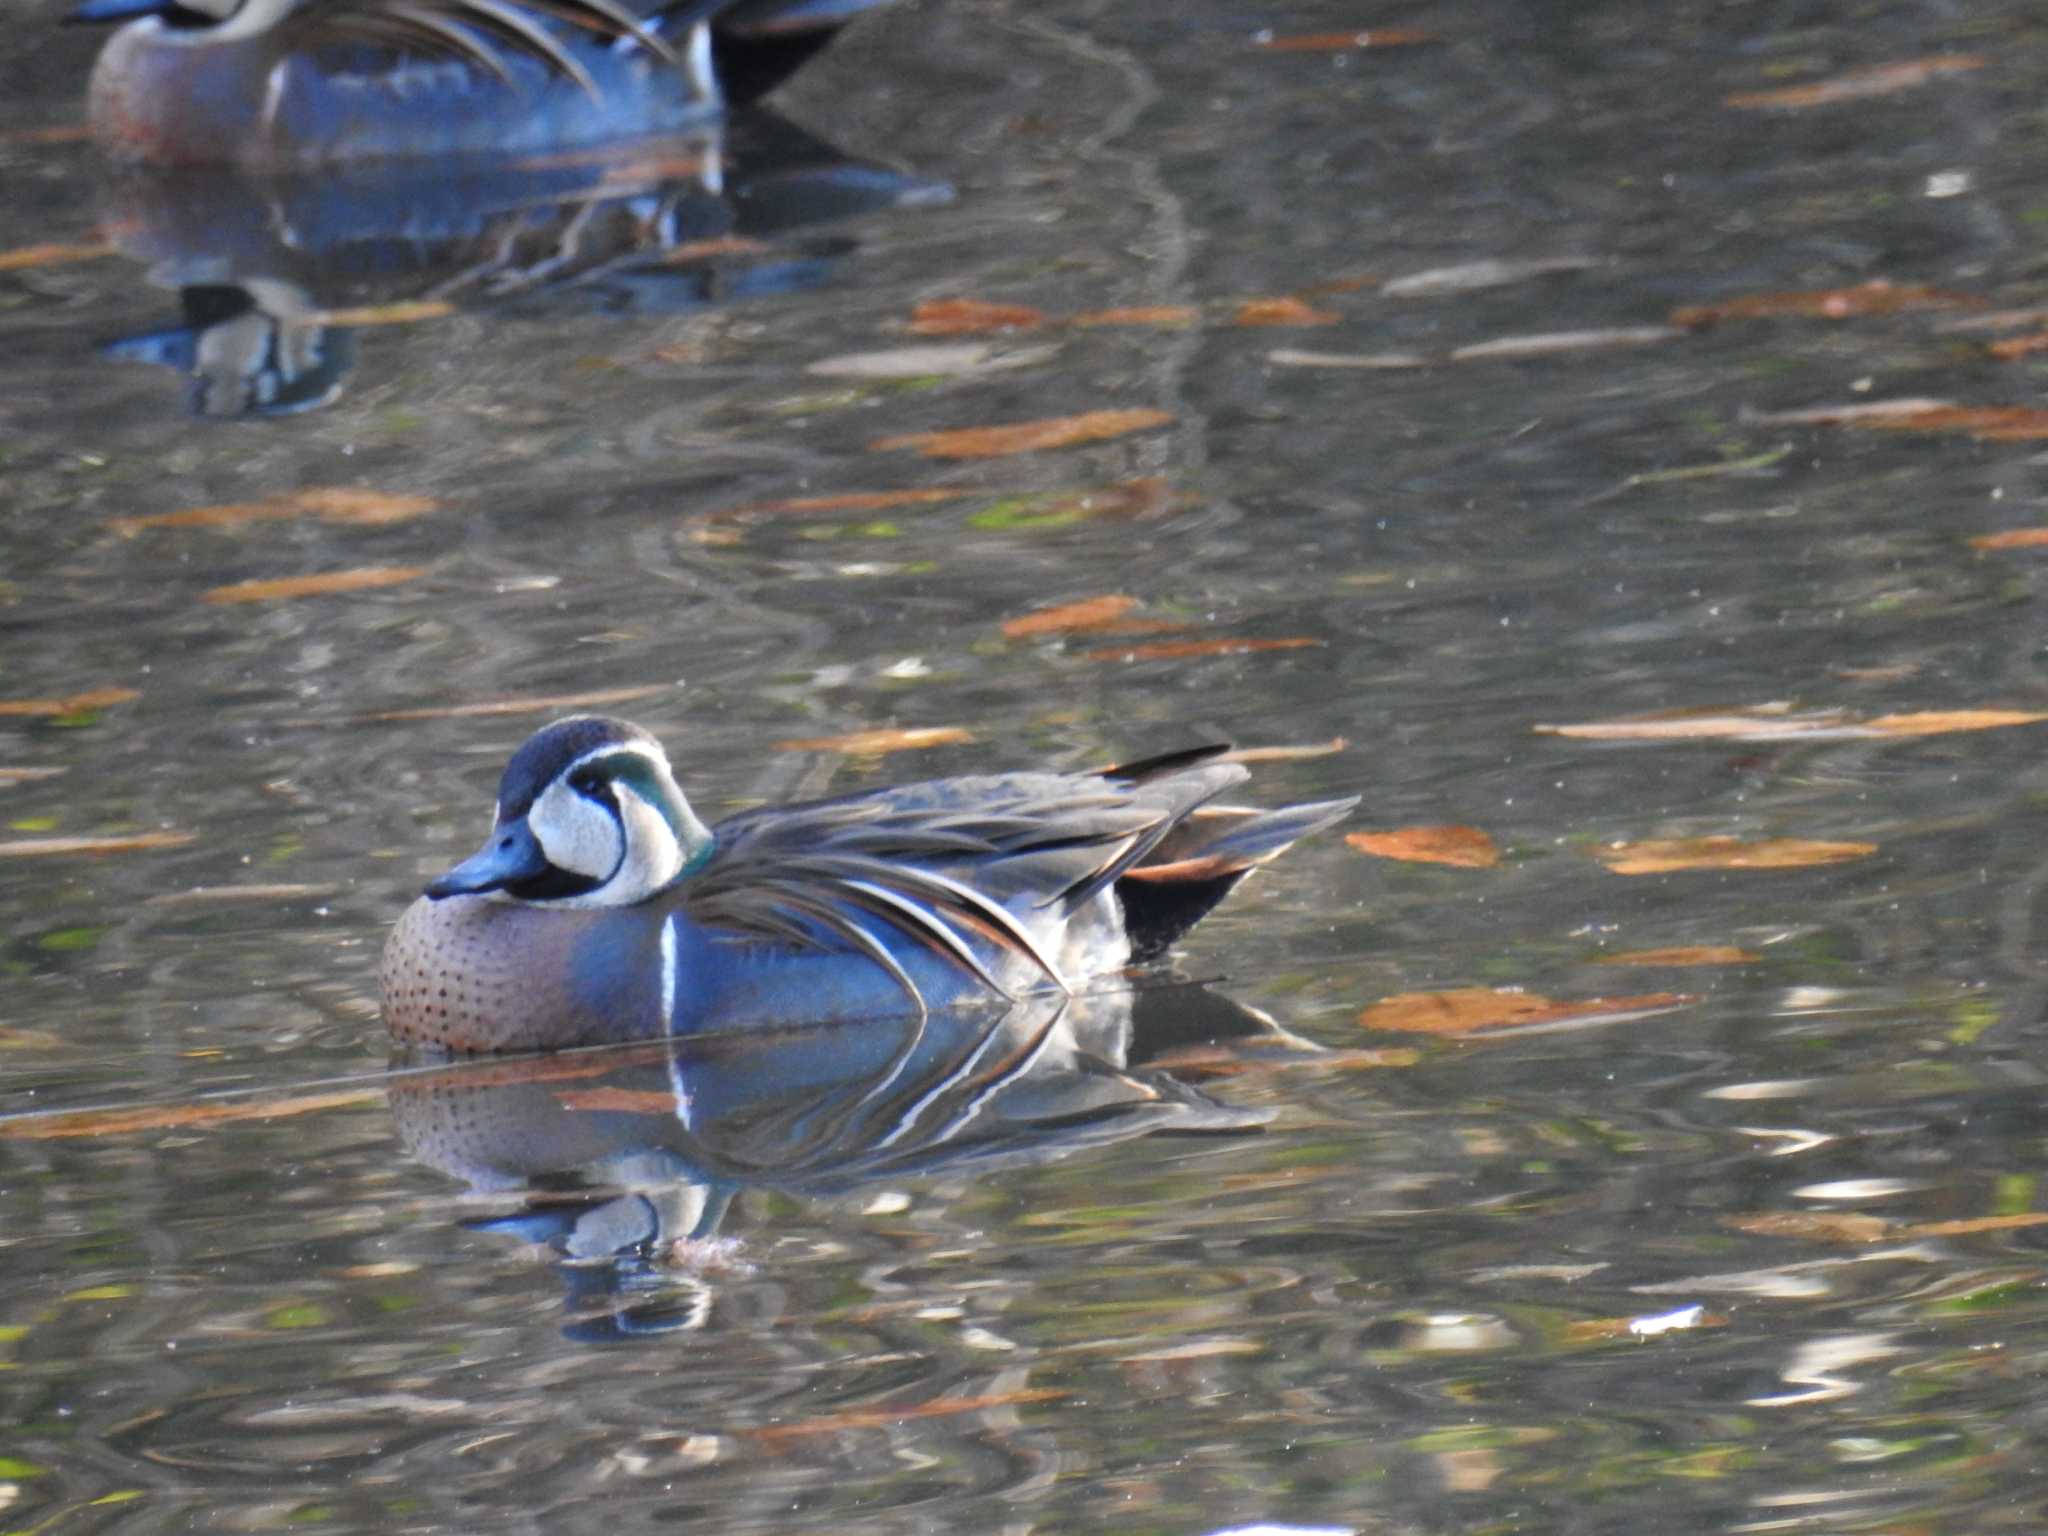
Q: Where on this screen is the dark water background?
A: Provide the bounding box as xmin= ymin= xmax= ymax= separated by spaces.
xmin=7 ymin=1 xmax=2048 ymax=1532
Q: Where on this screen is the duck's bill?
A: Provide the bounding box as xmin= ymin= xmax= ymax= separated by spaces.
xmin=425 ymin=818 xmax=550 ymax=899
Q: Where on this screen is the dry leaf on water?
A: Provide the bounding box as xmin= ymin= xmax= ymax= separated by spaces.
xmin=0 ymin=1087 xmax=380 ymax=1141
xmin=907 ymin=299 xmax=1048 ymax=335
xmin=314 ymin=300 xmax=456 ymax=327
xmin=1596 ymin=837 xmax=1877 ymax=874
xmin=1747 ymin=398 xmax=1953 ymax=427
xmin=1535 ymin=707 xmax=2048 ymax=742
xmin=1727 ymin=1210 xmax=2048 ymax=1243
xmin=0 ymin=241 xmax=112 ymax=271
xmin=202 ymin=566 xmax=427 ymax=605
xmin=1233 ymin=297 xmax=1341 ymax=327
xmin=871 ymin=409 xmax=1173 ymax=460
xmin=1727 ymin=1211 xmax=1894 ymax=1243
xmin=111 ymin=487 xmax=441 ymax=536
xmin=1671 ymin=281 xmax=1980 ymax=327
xmin=1346 ymin=825 xmax=1500 ymax=868
xmin=1359 ymin=987 xmax=1691 ymax=1037
xmin=1085 ymin=637 xmax=1320 ymax=663
xmin=0 ymin=686 xmax=140 ymax=718
xmin=1853 ymin=406 xmax=2048 ymax=441
xmin=1970 ymin=529 xmax=2048 ymax=550
xmin=1986 ymin=332 xmax=2048 ymax=360
xmin=1219 ymin=737 xmax=1348 ymax=764
xmin=773 ymin=726 xmax=975 ymax=756
xmin=0 ymin=831 xmax=193 ymax=859
xmin=1252 ymin=29 xmax=1436 ymax=50
xmin=1725 ymin=54 xmax=1985 ymax=110
xmin=1598 ymin=946 xmax=1761 ymax=966
xmin=1001 ymin=595 xmax=1140 ymax=638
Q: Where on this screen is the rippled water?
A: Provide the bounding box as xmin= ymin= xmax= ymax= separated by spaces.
xmin=8 ymin=0 xmax=2048 ymax=1532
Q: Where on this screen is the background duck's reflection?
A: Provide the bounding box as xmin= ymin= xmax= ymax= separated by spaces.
xmin=93 ymin=111 xmax=947 ymax=417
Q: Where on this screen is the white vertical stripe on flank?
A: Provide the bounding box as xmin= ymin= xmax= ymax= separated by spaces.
xmin=659 ymin=913 xmax=678 ymax=1034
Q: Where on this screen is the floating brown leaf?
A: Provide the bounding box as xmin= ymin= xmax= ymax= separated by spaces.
xmin=1346 ymin=825 xmax=1500 ymax=869
xmin=1865 ymin=709 xmax=2048 ymax=734
xmin=1596 ymin=837 xmax=1877 ymax=874
xmin=1001 ymin=594 xmax=1140 ymax=638
xmin=1725 ymin=54 xmax=1985 ymax=110
xmin=773 ymin=726 xmax=975 ymax=756
xmin=0 ymin=241 xmax=112 ymax=272
xmin=555 ymin=1088 xmax=678 ymax=1113
xmin=1970 ymin=528 xmax=2048 ymax=550
xmin=0 ymin=686 xmax=140 ymax=718
xmin=111 ymin=487 xmax=442 ymax=536
xmin=1253 ymin=29 xmax=1436 ymax=50
xmin=1085 ymin=636 xmax=1320 ymax=663
xmin=1359 ymin=987 xmax=1691 ymax=1037
xmin=1855 ymin=405 xmax=2048 ymax=441
xmin=1903 ymin=1212 xmax=2048 ymax=1239
xmin=1726 ymin=1212 xmax=1892 ymax=1243
xmin=0 ymin=124 xmax=91 ymax=146
xmin=1220 ymin=737 xmax=1348 ymax=764
xmin=1536 ymin=707 xmax=2047 ymax=742
xmin=357 ymin=685 xmax=671 ymax=723
xmin=871 ymin=409 xmax=1172 ymax=459
xmin=907 ymin=298 xmax=1048 ymax=335
xmin=0 ymin=1087 xmax=380 ymax=1140
xmin=1068 ymin=306 xmax=1199 ymax=328
xmin=1598 ymin=946 xmax=1761 ymax=966
xmin=658 ymin=235 xmax=771 ymax=263
xmin=744 ymin=1389 xmax=1067 ymax=1444
xmin=1671 ymin=281 xmax=1980 ymax=327
xmin=0 ymin=767 xmax=66 ymax=784
xmin=1233 ymin=297 xmax=1340 ymax=327
xmin=202 ymin=566 xmax=427 ymax=605
xmin=0 ymin=831 xmax=193 ymax=859
xmin=1986 ymin=331 xmax=2048 ymax=360
xmin=316 ymin=300 xmax=457 ymax=327
xmin=1747 ymin=397 xmax=1954 ymax=427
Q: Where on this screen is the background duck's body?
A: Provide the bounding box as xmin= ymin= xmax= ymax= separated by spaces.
xmin=70 ymin=0 xmax=896 ymax=164
xmin=380 ymin=718 xmax=1359 ymax=1053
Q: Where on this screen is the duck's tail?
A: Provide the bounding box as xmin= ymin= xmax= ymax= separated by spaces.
xmin=1114 ymin=793 xmax=1360 ymax=963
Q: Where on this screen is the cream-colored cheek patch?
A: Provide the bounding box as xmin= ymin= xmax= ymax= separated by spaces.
xmin=529 ymin=780 xmax=623 ymax=881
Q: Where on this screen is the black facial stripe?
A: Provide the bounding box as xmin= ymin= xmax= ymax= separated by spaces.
xmin=504 ymin=864 xmax=605 ymax=902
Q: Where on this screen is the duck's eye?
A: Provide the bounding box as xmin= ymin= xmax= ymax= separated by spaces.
xmin=567 ymin=770 xmax=609 ymax=801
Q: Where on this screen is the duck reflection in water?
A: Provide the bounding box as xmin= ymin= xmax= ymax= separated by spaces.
xmin=92 ymin=110 xmax=947 ymax=417
xmin=390 ymin=984 xmax=1315 ymax=1340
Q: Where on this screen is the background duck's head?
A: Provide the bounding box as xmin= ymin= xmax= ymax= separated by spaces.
xmin=426 ymin=716 xmax=713 ymax=909
xmin=67 ymin=0 xmax=262 ymax=34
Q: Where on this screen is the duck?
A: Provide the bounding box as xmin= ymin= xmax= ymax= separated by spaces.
xmin=380 ymin=715 xmax=1359 ymax=1052
xmin=65 ymin=0 xmax=900 ymax=165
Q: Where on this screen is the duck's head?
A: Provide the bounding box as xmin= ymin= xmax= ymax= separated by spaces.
xmin=425 ymin=716 xmax=714 ymax=908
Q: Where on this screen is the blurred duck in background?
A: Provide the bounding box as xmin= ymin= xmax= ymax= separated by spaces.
xmin=65 ymin=0 xmax=901 ymax=164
